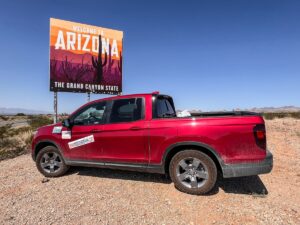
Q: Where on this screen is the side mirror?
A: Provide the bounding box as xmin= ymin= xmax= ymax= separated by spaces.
xmin=62 ymin=119 xmax=72 ymax=128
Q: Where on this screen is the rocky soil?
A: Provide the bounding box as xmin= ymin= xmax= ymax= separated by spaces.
xmin=0 ymin=118 xmax=299 ymax=224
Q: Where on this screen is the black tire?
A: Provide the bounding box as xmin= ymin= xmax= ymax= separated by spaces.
xmin=169 ymin=150 xmax=217 ymax=195
xmin=36 ymin=146 xmax=69 ymax=177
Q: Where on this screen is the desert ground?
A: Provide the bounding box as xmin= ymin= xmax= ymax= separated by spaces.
xmin=0 ymin=118 xmax=299 ymax=224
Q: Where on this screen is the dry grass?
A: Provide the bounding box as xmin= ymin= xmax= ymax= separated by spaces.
xmin=0 ymin=115 xmax=9 ymax=121
xmin=0 ymin=115 xmax=52 ymax=161
xmin=263 ymin=111 xmax=300 ymax=120
xmin=0 ymin=126 xmax=33 ymax=160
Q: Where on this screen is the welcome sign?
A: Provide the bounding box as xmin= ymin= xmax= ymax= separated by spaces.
xmin=50 ymin=18 xmax=123 ymax=94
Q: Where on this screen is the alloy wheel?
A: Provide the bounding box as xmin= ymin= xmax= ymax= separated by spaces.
xmin=40 ymin=152 xmax=63 ymax=173
xmin=176 ymin=157 xmax=208 ymax=189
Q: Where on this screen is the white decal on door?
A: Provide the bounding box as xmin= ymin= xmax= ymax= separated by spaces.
xmin=68 ymin=135 xmax=94 ymax=149
xmin=52 ymin=126 xmax=62 ymax=134
xmin=62 ymin=131 xmax=71 ymax=139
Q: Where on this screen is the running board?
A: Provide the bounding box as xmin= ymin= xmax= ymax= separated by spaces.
xmin=64 ymin=159 xmax=165 ymax=174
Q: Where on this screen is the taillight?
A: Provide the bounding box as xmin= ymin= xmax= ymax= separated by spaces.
xmin=253 ymin=124 xmax=266 ymax=150
xmin=256 ymin=130 xmax=265 ymax=139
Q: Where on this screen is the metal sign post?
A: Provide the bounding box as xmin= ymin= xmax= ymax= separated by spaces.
xmin=54 ymin=91 xmax=58 ymax=123
xmin=87 ymin=92 xmax=91 ymax=102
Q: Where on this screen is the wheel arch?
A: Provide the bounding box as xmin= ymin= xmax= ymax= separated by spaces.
xmin=33 ymin=140 xmax=63 ymax=161
xmin=162 ymin=142 xmax=224 ymax=175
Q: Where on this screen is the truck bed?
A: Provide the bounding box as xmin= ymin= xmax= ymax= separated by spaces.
xmin=190 ymin=111 xmax=260 ymax=118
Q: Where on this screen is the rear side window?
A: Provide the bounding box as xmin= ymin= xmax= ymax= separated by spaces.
xmin=109 ymin=98 xmax=144 ymax=123
xmin=156 ymin=97 xmax=176 ymax=118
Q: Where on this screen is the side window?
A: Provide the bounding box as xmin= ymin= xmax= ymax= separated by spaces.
xmin=73 ymin=102 xmax=106 ymax=126
xmin=110 ymin=98 xmax=143 ymax=123
xmin=156 ymin=98 xmax=176 ymax=118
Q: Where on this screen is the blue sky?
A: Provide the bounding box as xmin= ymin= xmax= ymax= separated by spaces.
xmin=0 ymin=0 xmax=299 ymax=113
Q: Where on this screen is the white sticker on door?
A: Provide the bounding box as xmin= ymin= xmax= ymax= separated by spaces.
xmin=68 ymin=135 xmax=94 ymax=149
xmin=62 ymin=131 xmax=71 ymax=139
xmin=52 ymin=126 xmax=62 ymax=134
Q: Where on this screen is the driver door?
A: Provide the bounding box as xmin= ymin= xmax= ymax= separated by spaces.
xmin=61 ymin=101 xmax=107 ymax=160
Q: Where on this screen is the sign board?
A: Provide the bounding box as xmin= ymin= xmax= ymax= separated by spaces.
xmin=50 ymin=18 xmax=123 ymax=94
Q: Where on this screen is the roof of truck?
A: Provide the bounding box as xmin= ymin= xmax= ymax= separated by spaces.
xmin=71 ymin=92 xmax=159 ymax=115
xmin=94 ymin=91 xmax=159 ymax=102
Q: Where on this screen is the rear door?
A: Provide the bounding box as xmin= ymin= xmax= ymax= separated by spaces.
xmin=149 ymin=95 xmax=178 ymax=164
xmin=100 ymin=98 xmax=148 ymax=163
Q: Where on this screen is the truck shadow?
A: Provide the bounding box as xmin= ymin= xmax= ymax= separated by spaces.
xmin=211 ymin=175 xmax=268 ymax=196
xmin=69 ymin=167 xmax=268 ymax=196
xmin=69 ymin=166 xmax=171 ymax=184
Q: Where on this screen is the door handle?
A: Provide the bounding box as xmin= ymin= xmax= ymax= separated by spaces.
xmin=91 ymin=129 xmax=102 ymax=133
xmin=130 ymin=126 xmax=141 ymax=131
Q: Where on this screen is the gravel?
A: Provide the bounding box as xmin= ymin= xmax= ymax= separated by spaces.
xmin=0 ymin=118 xmax=299 ymax=224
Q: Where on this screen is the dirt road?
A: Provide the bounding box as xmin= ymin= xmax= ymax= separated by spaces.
xmin=0 ymin=118 xmax=299 ymax=224
xmin=0 ymin=119 xmax=29 ymax=128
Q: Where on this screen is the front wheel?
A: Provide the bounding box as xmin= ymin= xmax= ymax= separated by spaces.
xmin=169 ymin=150 xmax=217 ymax=195
xmin=36 ymin=146 xmax=69 ymax=177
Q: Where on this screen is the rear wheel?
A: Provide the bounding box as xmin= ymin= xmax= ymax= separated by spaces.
xmin=36 ymin=146 xmax=69 ymax=177
xmin=169 ymin=150 xmax=217 ymax=195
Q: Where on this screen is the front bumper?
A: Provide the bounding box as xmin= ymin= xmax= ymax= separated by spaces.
xmin=222 ymin=150 xmax=273 ymax=178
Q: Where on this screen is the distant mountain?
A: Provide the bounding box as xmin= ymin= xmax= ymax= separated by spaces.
xmin=0 ymin=107 xmax=51 ymax=115
xmin=178 ymin=106 xmax=300 ymax=113
xmin=2 ymin=105 xmax=299 ymax=116
xmin=245 ymin=106 xmax=300 ymax=113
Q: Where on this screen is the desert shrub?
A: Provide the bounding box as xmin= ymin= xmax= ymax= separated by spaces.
xmin=263 ymin=112 xmax=300 ymax=120
xmin=25 ymin=133 xmax=34 ymax=146
xmin=0 ymin=138 xmax=16 ymax=149
xmin=0 ymin=115 xmax=8 ymax=121
xmin=0 ymin=146 xmax=27 ymax=160
xmin=28 ymin=115 xmax=53 ymax=130
xmin=0 ymin=125 xmax=33 ymax=139
xmin=290 ymin=112 xmax=300 ymax=119
xmin=263 ymin=113 xmax=276 ymax=120
xmin=16 ymin=113 xmax=26 ymax=116
xmin=58 ymin=113 xmax=69 ymax=122
xmin=0 ymin=124 xmax=12 ymax=139
xmin=0 ymin=126 xmax=33 ymax=161
xmin=9 ymin=126 xmax=32 ymax=136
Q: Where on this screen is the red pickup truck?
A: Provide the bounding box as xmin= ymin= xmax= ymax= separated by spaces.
xmin=32 ymin=92 xmax=273 ymax=195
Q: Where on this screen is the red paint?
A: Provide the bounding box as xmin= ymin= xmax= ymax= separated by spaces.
xmin=32 ymin=93 xmax=267 ymax=165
